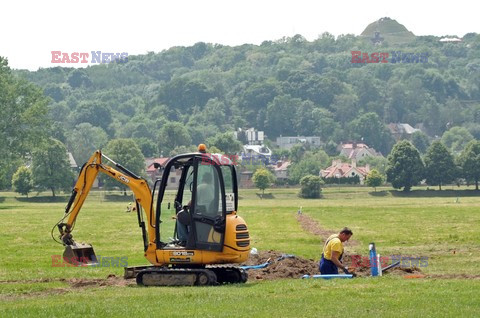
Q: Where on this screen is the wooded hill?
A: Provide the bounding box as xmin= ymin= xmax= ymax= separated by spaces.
xmin=15 ymin=18 xmax=480 ymax=161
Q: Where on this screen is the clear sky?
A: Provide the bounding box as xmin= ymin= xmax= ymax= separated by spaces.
xmin=1 ymin=0 xmax=477 ymax=70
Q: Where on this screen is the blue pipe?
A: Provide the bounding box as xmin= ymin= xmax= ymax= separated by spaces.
xmin=302 ymin=274 xmax=353 ymax=279
xmin=369 ymin=242 xmax=379 ymax=277
xmin=239 ymin=261 xmax=271 ymax=270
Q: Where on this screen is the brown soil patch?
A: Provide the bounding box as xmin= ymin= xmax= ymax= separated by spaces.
xmin=67 ymin=274 xmax=136 ymax=288
xmin=342 ymin=254 xmax=424 ymax=278
xmin=0 ymin=275 xmax=135 ymax=301
xmin=244 ymin=250 xmax=319 ymax=280
xmin=0 ymin=275 xmax=134 ymax=288
xmin=241 ymin=251 xmax=427 ymax=280
xmin=296 ymin=214 xmax=359 ymax=246
xmin=356 ymin=265 xmax=423 ymax=277
xmin=426 ymin=274 xmax=480 ymax=279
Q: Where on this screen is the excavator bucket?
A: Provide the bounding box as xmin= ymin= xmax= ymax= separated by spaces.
xmin=63 ymin=243 xmax=98 ymax=266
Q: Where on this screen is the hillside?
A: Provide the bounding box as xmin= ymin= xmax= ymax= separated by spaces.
xmin=361 ymin=17 xmax=416 ymax=44
xmin=10 ymin=27 xmax=480 ymax=163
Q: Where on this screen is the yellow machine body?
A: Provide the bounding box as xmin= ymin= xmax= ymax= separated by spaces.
xmin=56 ymin=147 xmax=250 ymax=285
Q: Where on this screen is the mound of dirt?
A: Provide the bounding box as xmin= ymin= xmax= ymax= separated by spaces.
xmin=243 ymin=251 xmax=427 ymax=280
xmin=341 ymin=254 xmax=424 ymax=277
xmin=243 ymin=250 xmax=319 ymax=280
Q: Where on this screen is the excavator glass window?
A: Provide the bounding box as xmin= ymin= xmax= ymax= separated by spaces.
xmin=192 ymin=161 xmax=225 ymax=251
xmin=181 ymin=165 xmax=194 ymax=206
xmin=220 ymin=165 xmax=236 ymax=212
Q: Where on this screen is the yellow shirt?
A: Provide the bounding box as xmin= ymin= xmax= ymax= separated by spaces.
xmin=323 ymin=234 xmax=343 ymax=260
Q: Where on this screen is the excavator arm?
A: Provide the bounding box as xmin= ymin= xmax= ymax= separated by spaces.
xmin=56 ymin=151 xmax=155 ymax=265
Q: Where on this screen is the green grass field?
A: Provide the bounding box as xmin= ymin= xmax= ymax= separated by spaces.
xmin=1 ymin=186 xmax=479 ymax=317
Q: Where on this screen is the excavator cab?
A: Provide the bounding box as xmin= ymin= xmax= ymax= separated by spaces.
xmin=157 ymin=151 xmax=233 ymax=251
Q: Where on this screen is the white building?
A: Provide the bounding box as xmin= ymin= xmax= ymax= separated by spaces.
xmin=276 ymin=136 xmax=321 ymax=150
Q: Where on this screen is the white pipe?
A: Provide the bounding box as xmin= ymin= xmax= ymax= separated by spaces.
xmin=377 ymin=254 xmax=382 ymax=276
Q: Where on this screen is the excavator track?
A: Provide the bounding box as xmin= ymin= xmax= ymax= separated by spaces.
xmin=207 ymin=265 xmax=248 ymax=284
xmin=135 ymin=266 xmax=247 ymax=286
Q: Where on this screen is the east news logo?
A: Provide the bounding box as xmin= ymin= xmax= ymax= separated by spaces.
xmin=351 ymin=51 xmax=429 ymax=63
xmin=51 ymin=51 xmax=128 ymax=64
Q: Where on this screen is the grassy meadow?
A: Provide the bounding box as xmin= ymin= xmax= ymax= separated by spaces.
xmin=1 ymin=186 xmax=479 ymax=317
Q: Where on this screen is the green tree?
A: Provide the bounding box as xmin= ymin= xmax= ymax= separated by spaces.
xmin=264 ymin=95 xmax=299 ymax=138
xmin=299 ymin=175 xmax=323 ymax=198
xmin=158 ymin=122 xmax=192 ymax=155
xmin=12 ymin=166 xmax=33 ymax=197
xmin=67 ymin=69 xmax=92 ymax=88
xmin=169 ymin=145 xmax=198 ymax=156
xmin=294 ymin=100 xmax=317 ymax=136
xmin=441 ymin=126 xmax=474 ymax=154
xmin=424 ymin=141 xmax=456 ymax=190
xmin=411 ymin=131 xmax=431 ymax=154
xmin=0 ymin=57 xmax=50 ymax=188
xmin=66 ymin=123 xmax=108 ymax=165
xmin=332 ymin=93 xmax=360 ymax=125
xmin=458 ymin=140 xmax=480 ymax=190
xmin=312 ymin=108 xmax=340 ymax=142
xmin=324 ymin=140 xmax=338 ymax=156
xmin=135 ymin=137 xmax=158 ymax=158
xmin=71 ymin=102 xmax=113 ymax=136
xmin=103 ymin=139 xmax=145 ymax=195
xmin=365 ymin=169 xmax=384 ymax=192
xmin=207 ymin=132 xmax=243 ymax=155
xmin=240 ymin=81 xmax=280 ymax=124
xmin=157 ymin=77 xmax=212 ymax=112
xmin=31 ymin=139 xmax=74 ymax=197
xmin=289 ymin=144 xmax=307 ymax=163
xmin=202 ymin=98 xmax=227 ymax=127
xmin=350 ymin=112 xmax=394 ymax=155
xmin=252 ymin=168 xmax=275 ymax=198
xmin=358 ymin=156 xmax=388 ymax=175
xmin=385 ymin=141 xmax=424 ymax=192
xmin=288 ymin=150 xmax=330 ymax=184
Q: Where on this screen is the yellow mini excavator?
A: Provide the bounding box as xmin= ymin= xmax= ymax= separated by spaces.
xmin=53 ymin=144 xmax=250 ymax=286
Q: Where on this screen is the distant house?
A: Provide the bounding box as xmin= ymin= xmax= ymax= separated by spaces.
xmin=276 ymin=136 xmax=321 ymax=150
xmin=235 ymin=127 xmax=265 ymax=145
xmin=67 ymin=152 xmax=78 ymax=171
xmin=271 ymin=160 xmax=291 ymax=181
xmin=320 ymin=159 xmax=370 ymax=184
xmin=339 ymin=142 xmax=383 ymax=160
xmin=145 ymin=157 xmax=181 ymax=189
xmin=388 ymin=123 xmax=421 ymax=141
xmin=241 ymin=145 xmax=272 ymax=164
xmin=439 ymin=37 xmax=462 ymax=43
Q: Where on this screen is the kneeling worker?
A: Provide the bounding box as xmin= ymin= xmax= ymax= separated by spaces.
xmin=319 ymin=227 xmax=353 ymax=275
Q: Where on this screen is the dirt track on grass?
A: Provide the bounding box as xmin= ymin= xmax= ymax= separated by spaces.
xmin=296 ymin=213 xmax=359 ymax=246
xmin=0 ymin=275 xmax=135 ymax=300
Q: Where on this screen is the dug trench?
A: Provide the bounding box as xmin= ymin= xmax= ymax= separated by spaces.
xmin=1 ymin=213 xmax=475 ymax=296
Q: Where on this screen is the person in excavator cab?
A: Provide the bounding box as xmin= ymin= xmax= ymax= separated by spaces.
xmin=176 ymin=172 xmax=215 ymax=246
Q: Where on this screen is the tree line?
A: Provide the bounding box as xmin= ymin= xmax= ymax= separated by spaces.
xmin=12 ymin=32 xmax=480 ymax=165
xmin=3 ymin=30 xmax=480 ymax=196
xmin=384 ymin=139 xmax=480 ymax=192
